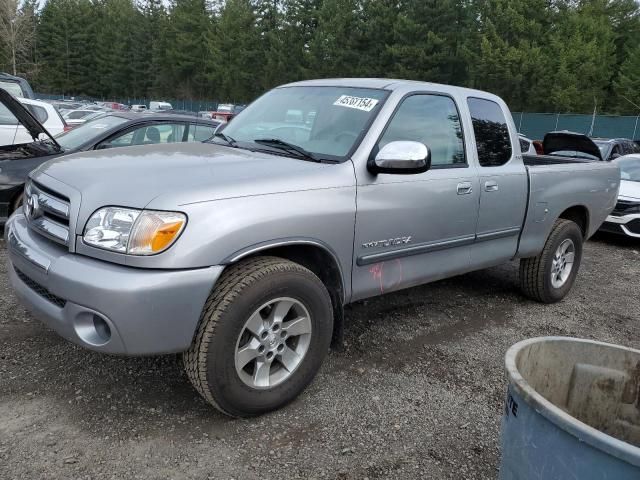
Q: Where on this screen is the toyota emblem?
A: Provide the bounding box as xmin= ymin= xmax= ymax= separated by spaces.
xmin=25 ymin=194 xmax=40 ymax=220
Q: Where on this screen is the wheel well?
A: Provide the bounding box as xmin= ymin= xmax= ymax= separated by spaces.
xmin=237 ymin=244 xmax=346 ymax=348
xmin=558 ymin=206 xmax=589 ymax=237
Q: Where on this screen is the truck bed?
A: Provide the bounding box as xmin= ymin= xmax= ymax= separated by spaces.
xmin=517 ymin=156 xmax=619 ymax=259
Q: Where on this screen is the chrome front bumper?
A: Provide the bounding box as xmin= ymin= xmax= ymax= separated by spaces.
xmin=5 ymin=213 xmax=222 ymax=355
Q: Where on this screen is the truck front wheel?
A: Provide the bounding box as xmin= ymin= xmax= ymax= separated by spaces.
xmin=183 ymin=256 xmax=333 ymax=417
xmin=519 ymin=219 xmax=583 ymax=303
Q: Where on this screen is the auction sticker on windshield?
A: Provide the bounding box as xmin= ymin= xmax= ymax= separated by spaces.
xmin=333 ymin=95 xmax=379 ymax=112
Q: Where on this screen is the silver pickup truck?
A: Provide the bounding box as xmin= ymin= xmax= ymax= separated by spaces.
xmin=5 ymin=79 xmax=620 ymax=417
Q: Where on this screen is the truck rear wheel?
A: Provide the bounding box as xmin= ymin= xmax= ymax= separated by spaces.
xmin=183 ymin=256 xmax=333 ymax=417
xmin=519 ymin=219 xmax=583 ymax=303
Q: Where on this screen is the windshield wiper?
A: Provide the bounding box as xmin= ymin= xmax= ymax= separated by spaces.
xmin=253 ymin=138 xmax=321 ymax=163
xmin=213 ymin=131 xmax=238 ymax=147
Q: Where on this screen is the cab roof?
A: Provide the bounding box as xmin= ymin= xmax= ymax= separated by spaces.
xmin=280 ymin=78 xmax=498 ymax=99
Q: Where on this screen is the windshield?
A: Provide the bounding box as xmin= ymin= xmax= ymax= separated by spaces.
xmin=55 ymin=115 xmax=127 ymax=150
xmin=617 ymin=157 xmax=640 ymax=182
xmin=0 ymin=80 xmax=25 ymax=98
xmin=218 ymin=86 xmax=389 ymax=159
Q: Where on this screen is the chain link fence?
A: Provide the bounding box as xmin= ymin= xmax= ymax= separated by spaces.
xmin=513 ymin=112 xmax=640 ymax=140
xmin=35 ymin=93 xmax=221 ymax=113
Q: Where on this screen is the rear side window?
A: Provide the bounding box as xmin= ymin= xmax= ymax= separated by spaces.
xmin=0 ymin=80 xmax=24 ymax=97
xmin=0 ymin=102 xmax=18 ymax=125
xmin=189 ymin=123 xmax=216 ymax=142
xmin=468 ymin=98 xmax=512 ymax=167
xmin=24 ymin=104 xmax=48 ymax=124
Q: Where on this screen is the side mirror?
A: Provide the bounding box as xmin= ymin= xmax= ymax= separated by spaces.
xmin=368 ymin=141 xmax=431 ymax=175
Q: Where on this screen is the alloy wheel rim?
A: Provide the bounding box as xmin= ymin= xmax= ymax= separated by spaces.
xmin=550 ymin=239 xmax=576 ymax=289
xmin=234 ymin=297 xmax=312 ymax=389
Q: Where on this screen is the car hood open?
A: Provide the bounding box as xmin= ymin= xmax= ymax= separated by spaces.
xmin=543 ymin=131 xmax=602 ymax=160
xmin=0 ymin=88 xmax=61 ymax=148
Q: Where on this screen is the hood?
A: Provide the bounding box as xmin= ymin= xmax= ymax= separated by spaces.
xmin=31 ymin=142 xmax=354 ymax=233
xmin=543 ymin=131 xmax=602 ymax=160
xmin=0 ymin=88 xmax=60 ymax=147
xmin=619 ymin=179 xmax=640 ymax=200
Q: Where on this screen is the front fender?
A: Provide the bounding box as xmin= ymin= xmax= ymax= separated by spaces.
xmin=114 ymin=188 xmax=357 ymax=293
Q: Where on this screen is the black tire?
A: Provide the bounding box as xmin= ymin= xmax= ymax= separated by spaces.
xmin=183 ymin=256 xmax=333 ymax=417
xmin=519 ymin=219 xmax=583 ymax=303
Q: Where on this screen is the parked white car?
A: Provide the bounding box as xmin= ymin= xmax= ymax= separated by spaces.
xmin=131 ymin=104 xmax=147 ymax=112
xmin=63 ymin=109 xmax=105 ymax=127
xmin=600 ymin=155 xmax=640 ymax=238
xmin=149 ymin=101 xmax=172 ymax=111
xmin=0 ymin=97 xmax=67 ymax=146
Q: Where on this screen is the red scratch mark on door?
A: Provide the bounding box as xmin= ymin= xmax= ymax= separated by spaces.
xmin=369 ymin=260 xmax=403 ymax=294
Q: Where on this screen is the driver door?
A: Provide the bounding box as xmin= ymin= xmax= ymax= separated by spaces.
xmin=352 ymin=93 xmax=480 ymax=301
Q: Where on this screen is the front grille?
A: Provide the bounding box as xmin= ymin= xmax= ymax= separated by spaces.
xmin=25 ymin=180 xmax=71 ymax=246
xmin=14 ymin=267 xmax=66 ymax=308
xmin=599 ymin=222 xmax=623 ymax=235
xmin=612 ymin=200 xmax=640 ymax=217
xmin=627 ymin=219 xmax=640 ymax=234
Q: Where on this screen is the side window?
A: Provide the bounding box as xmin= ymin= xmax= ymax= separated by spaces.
xmin=189 ymin=123 xmax=216 ymax=142
xmin=612 ymin=144 xmax=623 ymax=157
xmin=107 ymin=130 xmax=135 ymax=148
xmin=0 ymin=102 xmax=18 ymax=126
xmin=377 ymin=94 xmax=466 ymax=167
xmin=519 ymin=138 xmax=531 ymax=153
xmin=104 ymin=123 xmax=186 ymax=148
xmin=156 ymin=124 xmax=185 ymax=143
xmin=467 ymin=98 xmax=512 ymax=167
xmin=25 ymin=104 xmax=49 ymax=124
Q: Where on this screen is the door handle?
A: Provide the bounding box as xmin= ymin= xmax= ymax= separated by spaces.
xmin=484 ymin=181 xmax=499 ymax=192
xmin=457 ymin=182 xmax=473 ymax=195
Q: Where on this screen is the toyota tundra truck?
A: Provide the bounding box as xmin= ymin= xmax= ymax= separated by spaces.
xmin=5 ymin=79 xmax=620 ymax=417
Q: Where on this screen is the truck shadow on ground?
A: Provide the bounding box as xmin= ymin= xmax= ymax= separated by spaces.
xmin=590 ymin=231 xmax=640 ymax=249
xmin=1 ymin=260 xmax=523 ymax=435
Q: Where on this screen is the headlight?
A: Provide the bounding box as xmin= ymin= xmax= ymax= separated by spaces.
xmin=83 ymin=207 xmax=186 ymax=255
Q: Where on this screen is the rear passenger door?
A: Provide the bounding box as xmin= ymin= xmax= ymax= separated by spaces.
xmin=467 ymin=97 xmax=528 ymax=267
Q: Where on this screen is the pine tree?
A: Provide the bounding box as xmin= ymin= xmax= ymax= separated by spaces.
xmin=164 ymin=0 xmax=212 ymax=98
xmin=613 ymin=45 xmax=640 ymax=114
xmin=212 ymin=0 xmax=261 ymax=102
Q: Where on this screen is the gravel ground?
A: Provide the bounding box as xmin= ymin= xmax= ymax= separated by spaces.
xmin=1 ymin=233 xmax=639 ymax=479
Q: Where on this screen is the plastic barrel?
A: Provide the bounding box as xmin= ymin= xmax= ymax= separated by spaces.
xmin=500 ymin=337 xmax=640 ymax=479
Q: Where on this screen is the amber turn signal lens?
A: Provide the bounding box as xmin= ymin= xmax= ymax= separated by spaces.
xmin=151 ymin=221 xmax=184 ymax=252
xmin=127 ymin=211 xmax=187 ymax=255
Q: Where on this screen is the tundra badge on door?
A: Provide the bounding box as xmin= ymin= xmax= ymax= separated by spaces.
xmin=362 ymin=236 xmax=412 ymax=249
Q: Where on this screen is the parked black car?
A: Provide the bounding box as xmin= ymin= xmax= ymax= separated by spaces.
xmin=0 ymin=89 xmax=219 ymax=223
xmin=592 ymin=137 xmax=640 ymax=161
